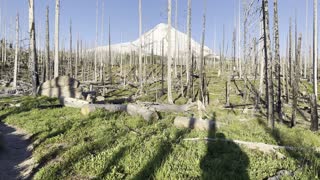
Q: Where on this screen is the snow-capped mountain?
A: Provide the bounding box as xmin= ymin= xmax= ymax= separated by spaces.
xmin=96 ymin=23 xmax=213 ymax=57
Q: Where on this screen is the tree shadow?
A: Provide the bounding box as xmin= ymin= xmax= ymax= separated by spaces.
xmin=96 ymin=146 xmax=128 ymax=179
xmin=200 ymin=113 xmax=250 ymax=179
xmin=256 ymin=116 xmax=320 ymax=178
xmin=133 ymin=128 xmax=190 ymax=180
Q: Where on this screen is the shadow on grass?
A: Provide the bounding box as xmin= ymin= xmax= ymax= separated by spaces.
xmin=96 ymin=146 xmax=128 ymax=179
xmin=133 ymin=128 xmax=190 ymax=180
xmin=200 ymin=113 xmax=249 ymax=179
xmin=256 ymin=116 xmax=320 ymax=178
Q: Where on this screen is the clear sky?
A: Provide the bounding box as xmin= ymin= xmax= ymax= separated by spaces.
xmin=0 ymin=0 xmax=317 ymax=56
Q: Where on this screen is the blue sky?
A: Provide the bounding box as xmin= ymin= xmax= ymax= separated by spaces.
xmin=0 ymin=0 xmax=317 ymax=56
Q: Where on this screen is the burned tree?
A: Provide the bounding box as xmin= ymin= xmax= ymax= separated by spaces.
xmin=54 ymin=0 xmax=60 ymax=78
xmin=292 ymin=35 xmax=302 ymax=127
xmin=274 ymin=0 xmax=282 ymax=121
xmin=262 ymin=0 xmax=274 ymax=129
xmin=311 ymin=0 xmax=319 ymax=131
xmin=29 ymin=0 xmax=40 ymax=95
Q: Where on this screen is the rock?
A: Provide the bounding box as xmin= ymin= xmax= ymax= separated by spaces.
xmin=41 ymin=76 xmax=80 ymax=89
xmin=96 ymin=96 xmax=105 ymax=102
xmin=86 ymin=94 xmax=95 ymax=103
xmin=38 ymin=76 xmax=83 ymax=99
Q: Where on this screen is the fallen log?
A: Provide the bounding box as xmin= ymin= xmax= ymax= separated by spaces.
xmin=59 ymin=97 xmax=89 ymax=108
xmin=142 ymin=102 xmax=197 ymax=113
xmin=81 ymin=104 xmax=159 ymax=122
xmin=183 ymin=137 xmax=320 ymax=154
xmin=174 ymin=117 xmax=216 ymax=131
xmin=105 ymin=96 xmax=134 ymax=104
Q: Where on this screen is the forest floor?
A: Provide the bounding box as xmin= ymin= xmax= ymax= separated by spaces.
xmin=0 ymin=67 xmax=320 ymax=179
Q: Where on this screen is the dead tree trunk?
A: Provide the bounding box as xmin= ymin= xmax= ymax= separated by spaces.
xmin=161 ymin=39 xmax=165 ymax=95
xmin=94 ymin=0 xmax=98 ymax=82
xmin=289 ymin=18 xmax=292 ymax=88
xmin=167 ymin=0 xmax=173 ymax=104
xmin=186 ymin=0 xmax=192 ymax=98
xmin=29 ymin=0 xmax=40 ymax=95
xmin=81 ymin=104 xmax=158 ymax=122
xmin=292 ymin=35 xmax=302 ymax=127
xmin=199 ymin=0 xmax=207 ymax=104
xmin=45 ymin=6 xmax=50 ymax=81
xmin=262 ymin=0 xmax=274 ymax=130
xmin=13 ymin=13 xmax=19 ymax=89
xmin=75 ymin=34 xmax=79 ymax=79
xmin=69 ymin=20 xmax=72 ymax=77
xmin=108 ymin=18 xmax=112 ymax=84
xmin=139 ymin=0 xmax=143 ymax=91
xmin=54 ymin=0 xmax=60 ymax=78
xmin=311 ymin=0 xmax=319 ymax=131
xmin=100 ymin=1 xmax=105 ymax=83
xmin=274 ymin=0 xmax=282 ymax=121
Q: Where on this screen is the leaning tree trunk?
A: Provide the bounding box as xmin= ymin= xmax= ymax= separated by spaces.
xmin=311 ymin=0 xmax=319 ymax=131
xmin=29 ymin=0 xmax=40 ymax=95
xmin=262 ymin=0 xmax=274 ymax=130
xmin=54 ymin=0 xmax=60 ymax=78
xmin=13 ymin=13 xmax=19 ymax=89
xmin=167 ymin=0 xmax=173 ymax=104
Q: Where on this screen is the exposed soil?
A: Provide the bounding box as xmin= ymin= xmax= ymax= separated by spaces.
xmin=0 ymin=123 xmax=34 ymax=180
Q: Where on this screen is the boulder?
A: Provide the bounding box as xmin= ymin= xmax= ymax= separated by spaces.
xmin=38 ymin=76 xmax=83 ymax=99
xmin=41 ymin=76 xmax=80 ymax=89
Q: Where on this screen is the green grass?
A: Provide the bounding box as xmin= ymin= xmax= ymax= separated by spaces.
xmin=0 ymin=68 xmax=320 ymax=179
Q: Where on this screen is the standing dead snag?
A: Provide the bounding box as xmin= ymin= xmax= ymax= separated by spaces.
xmin=139 ymin=0 xmax=143 ymax=92
xmin=262 ymin=0 xmax=274 ymax=130
xmin=199 ymin=0 xmax=207 ymax=105
xmin=274 ymin=0 xmax=282 ymax=122
xmin=186 ymin=0 xmax=192 ymax=98
xmin=69 ymin=20 xmax=73 ymax=77
xmin=108 ymin=17 xmax=112 ymax=84
xmin=54 ymin=0 xmax=60 ymax=78
xmin=29 ymin=0 xmax=40 ymax=95
xmin=94 ymin=0 xmax=98 ymax=82
xmin=167 ymin=0 xmax=173 ymax=104
xmin=311 ymin=0 xmax=319 ymax=131
xmin=292 ymin=35 xmax=302 ymax=127
xmin=289 ymin=18 xmax=292 ymax=88
xmin=100 ymin=1 xmax=105 ymax=83
xmin=45 ymin=6 xmax=50 ymax=81
xmin=13 ymin=13 xmax=19 ymax=89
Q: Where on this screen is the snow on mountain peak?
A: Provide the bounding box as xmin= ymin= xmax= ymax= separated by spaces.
xmin=97 ymin=23 xmax=213 ymax=57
